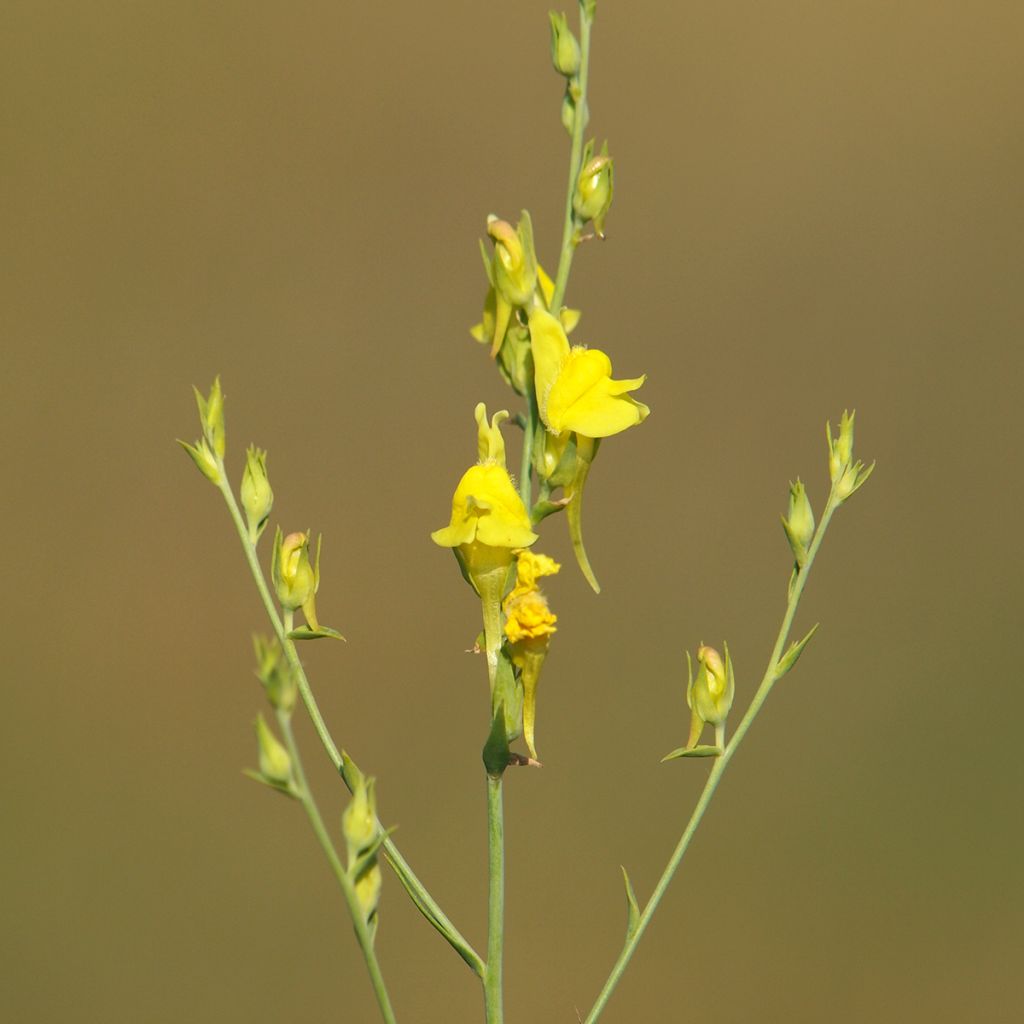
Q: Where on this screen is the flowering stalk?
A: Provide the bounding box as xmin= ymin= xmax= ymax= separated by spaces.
xmin=552 ymin=1 xmax=595 ymax=310
xmin=212 ymin=459 xmax=485 ymax=979
xmin=584 ymin=475 xmax=853 ymax=1022
xmin=274 ymin=692 xmax=397 ymax=1024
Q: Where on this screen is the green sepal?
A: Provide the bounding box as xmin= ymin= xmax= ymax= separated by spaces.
xmin=287 ymin=625 xmax=346 ymax=641
xmin=482 ymin=700 xmax=510 ymax=778
xmin=493 ymin=646 xmax=523 ymax=745
xmin=349 ymin=826 xmax=399 ymax=879
xmin=620 ymin=866 xmax=641 ymax=940
xmin=661 ymin=745 xmax=723 ymax=761
xmin=176 ymin=438 xmax=220 ymax=484
xmin=775 ymin=623 xmax=819 ymax=679
xmin=530 ymin=497 xmax=569 ymax=525
xmin=340 ymin=749 xmax=363 ymax=790
xmin=566 ymin=434 xmax=601 ymax=593
xmin=242 ymin=768 xmax=298 ymax=798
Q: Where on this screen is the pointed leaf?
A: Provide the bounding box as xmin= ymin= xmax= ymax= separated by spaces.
xmin=661 ymin=745 xmax=723 ymax=761
xmin=620 ymin=866 xmax=641 ymax=940
xmin=776 ymin=623 xmax=819 ymax=679
xmin=242 ymin=769 xmax=298 ymax=798
xmin=287 ymin=625 xmax=346 ymax=641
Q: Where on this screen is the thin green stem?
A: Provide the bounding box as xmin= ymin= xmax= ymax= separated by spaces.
xmin=584 ymin=491 xmax=842 ymax=1023
xmin=550 ymin=5 xmax=593 ymax=312
xmin=483 ymin=774 xmax=505 ymax=1024
xmin=278 ymin=712 xmax=398 ymax=1024
xmin=518 ymin=392 xmax=536 ymax=508
xmin=215 ymin=471 xmax=485 ymax=977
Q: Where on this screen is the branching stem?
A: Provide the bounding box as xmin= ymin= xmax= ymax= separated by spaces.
xmin=583 ymin=490 xmax=842 ymax=1022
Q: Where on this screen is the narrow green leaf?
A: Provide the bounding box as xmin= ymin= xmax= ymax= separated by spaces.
xmin=775 ymin=623 xmax=820 ymax=679
xmin=661 ymin=745 xmax=722 ymax=761
xmin=620 ymin=866 xmax=640 ymax=940
xmin=241 ymin=769 xmax=297 ymax=799
xmin=287 ymin=625 xmax=346 ymax=641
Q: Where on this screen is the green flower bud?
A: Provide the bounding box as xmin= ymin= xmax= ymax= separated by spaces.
xmin=271 ymin=528 xmax=322 ymax=628
xmin=548 ymin=11 xmax=581 ymax=77
xmin=560 ymin=89 xmax=576 ymax=136
xmin=255 ymin=713 xmax=292 ymax=786
xmin=240 ymin=445 xmax=274 ymax=545
xmin=193 ymin=376 xmax=225 ymax=460
xmin=252 ymin=634 xmax=296 ymax=713
xmin=686 ymin=643 xmax=735 ymax=748
xmin=342 ymin=775 xmax=378 ymax=864
xmin=826 ymin=410 xmax=875 ymax=503
xmin=573 ymin=142 xmax=614 ymax=237
xmin=354 ymin=860 xmax=382 ymax=932
xmin=488 ymin=212 xmax=538 ymax=309
xmin=781 ymin=478 xmax=815 ymax=567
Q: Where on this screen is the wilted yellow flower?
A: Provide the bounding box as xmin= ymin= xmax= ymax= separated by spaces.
xmin=528 ymin=308 xmax=649 ymax=438
xmin=503 ymin=551 xmax=560 ymax=759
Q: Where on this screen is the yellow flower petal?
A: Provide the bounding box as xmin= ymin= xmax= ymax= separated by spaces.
xmin=548 ymin=349 xmax=649 ymax=437
xmin=431 ymin=464 xmax=537 ymax=550
xmin=528 ymin=308 xmax=649 ymax=438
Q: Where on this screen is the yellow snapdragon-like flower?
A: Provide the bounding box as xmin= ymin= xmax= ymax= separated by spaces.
xmin=528 ymin=308 xmax=649 ymax=438
xmin=431 ymin=404 xmax=538 ymax=553
xmin=432 ymin=404 xmax=538 ymax=697
xmin=503 ymin=551 xmax=560 ymax=760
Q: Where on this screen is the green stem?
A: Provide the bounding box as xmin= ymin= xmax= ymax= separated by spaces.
xmin=550 ymin=4 xmax=593 ymax=312
xmin=215 ymin=472 xmax=485 ymax=977
xmin=278 ymin=711 xmax=398 ymax=1024
xmin=483 ymin=774 xmax=505 ymax=1024
xmin=583 ymin=492 xmax=841 ymax=1023
xmin=518 ymin=391 xmax=536 ymax=508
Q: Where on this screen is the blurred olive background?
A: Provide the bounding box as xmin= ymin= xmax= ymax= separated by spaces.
xmin=3 ymin=1 xmax=1021 ymax=1021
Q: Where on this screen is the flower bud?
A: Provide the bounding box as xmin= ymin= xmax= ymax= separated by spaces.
xmin=255 ymin=713 xmax=292 ymax=786
xmin=781 ymin=478 xmax=815 ymax=567
xmin=561 ymin=89 xmax=576 ymax=136
xmin=686 ymin=643 xmax=735 ymax=748
xmin=271 ymin=528 xmax=322 ymax=628
xmin=193 ymin=376 xmax=225 ymax=460
xmin=573 ymin=142 xmax=614 ymax=237
xmin=240 ymin=445 xmax=274 ymax=545
xmin=826 ymin=410 xmax=875 ymax=502
xmin=342 ymin=775 xmax=378 ymax=864
xmin=548 ymin=11 xmax=581 ymax=77
xmin=354 ymin=861 xmax=382 ymax=932
xmin=252 ymin=634 xmax=296 ymax=713
xmin=484 ymin=212 xmax=538 ymax=358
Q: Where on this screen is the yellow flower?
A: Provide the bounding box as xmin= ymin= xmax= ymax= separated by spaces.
xmin=431 ymin=405 xmax=537 ymax=552
xmin=503 ymin=551 xmax=560 ymax=643
xmin=503 ymin=551 xmax=560 ymax=760
xmin=528 ymin=308 xmax=649 ymax=438
xmin=432 ymin=405 xmax=539 ymax=694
